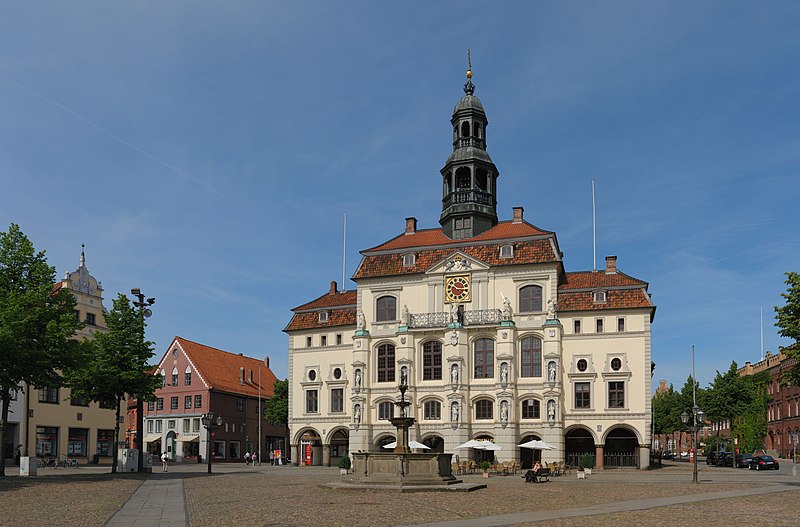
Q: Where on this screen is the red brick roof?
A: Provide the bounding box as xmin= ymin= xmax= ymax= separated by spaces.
xmin=172 ymin=337 xmax=278 ymax=398
xmin=285 ymin=289 xmax=357 ymax=332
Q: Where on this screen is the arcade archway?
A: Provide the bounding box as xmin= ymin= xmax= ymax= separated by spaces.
xmin=604 ymin=427 xmax=639 ymax=468
xmin=565 ymin=427 xmax=595 ymax=467
xmin=519 ymin=434 xmax=543 ymax=469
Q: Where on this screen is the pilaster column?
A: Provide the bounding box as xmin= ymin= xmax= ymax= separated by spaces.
xmin=322 ymin=444 xmax=331 ymax=467
xmin=290 ymin=443 xmax=299 ymax=466
xmin=595 ymin=444 xmax=604 ymax=470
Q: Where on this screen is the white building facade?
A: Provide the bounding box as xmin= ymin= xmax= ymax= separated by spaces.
xmin=286 ymin=71 xmax=655 ymax=470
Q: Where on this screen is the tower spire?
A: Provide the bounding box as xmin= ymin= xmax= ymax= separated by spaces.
xmin=80 ymin=243 xmax=86 ymax=268
xmin=464 ymin=48 xmax=475 ymax=95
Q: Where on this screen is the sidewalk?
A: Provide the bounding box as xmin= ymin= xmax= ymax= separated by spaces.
xmin=105 ymin=474 xmax=186 ymax=527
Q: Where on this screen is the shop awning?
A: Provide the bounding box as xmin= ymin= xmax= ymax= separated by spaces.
xmin=144 ymin=434 xmax=161 ymax=442
xmin=180 ymin=436 xmax=200 ymax=442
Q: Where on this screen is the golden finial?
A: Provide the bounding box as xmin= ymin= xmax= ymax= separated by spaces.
xmin=466 ymin=48 xmax=472 ymax=79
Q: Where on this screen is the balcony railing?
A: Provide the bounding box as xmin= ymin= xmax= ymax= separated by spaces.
xmin=452 ymin=137 xmax=486 ymax=150
xmin=408 ymin=309 xmax=501 ymax=329
xmin=442 ymin=190 xmax=494 ymax=209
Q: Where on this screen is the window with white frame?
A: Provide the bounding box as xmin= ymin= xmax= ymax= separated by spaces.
xmin=423 ymin=400 xmax=441 ymax=420
xmin=575 ymin=382 xmax=591 ymax=409
xmin=330 ymin=388 xmax=344 ymax=413
xmin=608 ymin=381 xmax=625 ymax=408
xmin=402 ymin=253 xmax=415 ymax=267
xmin=376 ymin=296 xmax=397 ymax=322
xmin=521 ymin=399 xmax=540 ymax=419
xmin=318 ymin=311 xmax=329 ymax=323
xmin=306 ymin=390 xmax=318 ymax=413
xmin=499 ymin=244 xmax=513 ymax=258
xmin=519 ymin=285 xmax=542 ymax=312
xmin=519 ymin=336 xmax=542 ymax=377
xmin=378 ymin=401 xmax=393 ymax=420
xmin=594 ymin=291 xmax=607 ymax=303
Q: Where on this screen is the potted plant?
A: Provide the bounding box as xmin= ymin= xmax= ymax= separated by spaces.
xmin=480 ymin=460 xmax=492 ymax=478
xmin=577 ymin=464 xmax=586 ymax=479
xmin=338 ymin=455 xmax=351 ymax=475
xmin=580 ymin=454 xmax=595 ymax=475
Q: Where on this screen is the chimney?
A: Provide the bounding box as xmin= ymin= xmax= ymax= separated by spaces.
xmin=605 ymin=255 xmax=617 ymax=274
xmin=239 ymin=367 xmax=244 ymax=384
xmin=265 ymin=357 xmax=270 ymax=368
xmin=512 ymin=207 xmax=524 ymax=223
xmin=405 ymin=217 xmax=417 ymax=234
xmin=330 ymin=280 xmax=337 ymax=294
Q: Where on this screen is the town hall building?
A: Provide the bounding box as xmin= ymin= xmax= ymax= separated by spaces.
xmin=285 ymin=66 xmax=656 ymax=470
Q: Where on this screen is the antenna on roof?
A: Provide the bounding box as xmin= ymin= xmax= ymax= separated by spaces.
xmin=342 ymin=211 xmax=347 ymax=292
xmin=592 ymin=179 xmax=597 ymax=271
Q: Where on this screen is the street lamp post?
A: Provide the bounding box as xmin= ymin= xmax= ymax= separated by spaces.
xmin=681 ymin=405 xmax=706 ymax=484
xmin=202 ymin=411 xmax=223 ymax=474
xmin=130 ymin=288 xmax=155 ymax=473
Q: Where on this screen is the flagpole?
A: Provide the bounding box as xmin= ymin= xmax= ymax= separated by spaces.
xmin=258 ymin=364 xmax=262 ymax=466
xmin=592 ymin=179 xmax=597 ymax=271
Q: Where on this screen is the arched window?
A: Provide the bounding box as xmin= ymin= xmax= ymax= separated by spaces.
xmin=475 ymin=399 xmax=493 ymax=420
xmin=423 ymin=400 xmax=441 ymax=420
xmin=473 ymin=338 xmax=494 ymax=379
xmin=184 ymin=366 xmax=192 ymax=386
xmin=376 ymin=296 xmax=397 ymax=322
xmin=519 ymin=285 xmax=543 ymax=312
xmin=422 ymin=341 xmax=442 ymax=380
xmin=521 ymin=399 xmax=540 ymax=419
xmin=456 ymin=166 xmax=471 ymax=189
xmin=461 ymin=121 xmax=470 ymax=137
xmin=160 ymin=370 xmax=166 ymax=387
xmin=475 ymin=123 xmax=482 ymax=138
xmin=171 ymin=367 xmax=178 ymax=387
xmin=520 ymin=337 xmax=542 ymax=377
xmin=377 ymin=343 xmax=395 ymax=383
xmin=475 ymin=168 xmax=488 ymax=191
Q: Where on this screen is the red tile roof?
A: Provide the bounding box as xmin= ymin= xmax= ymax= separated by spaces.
xmin=560 ymin=271 xmax=648 ymax=290
xmin=172 ymin=337 xmax=279 ymax=398
xmin=285 ymin=289 xmax=357 ymax=332
xmin=557 ymin=288 xmax=654 ymax=312
xmin=362 ymin=221 xmax=552 ymax=253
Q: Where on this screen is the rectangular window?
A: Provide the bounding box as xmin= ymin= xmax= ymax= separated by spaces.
xmin=170 ymin=396 xmax=178 ymax=410
xmin=193 ymin=418 xmax=200 ymax=433
xmin=475 ymin=400 xmax=493 ymax=420
xmin=236 ymin=398 xmax=245 ymax=411
xmin=330 ymin=388 xmax=344 ymax=413
xmin=155 ymin=420 xmax=163 ymax=433
xmin=336 ymin=334 xmax=342 ymax=345
xmin=157 ymin=398 xmax=164 ymax=410
xmin=74 ymin=310 xmax=80 ymax=321
xmin=185 ymin=372 xmax=192 ymax=386
xmin=38 ymin=387 xmax=59 ymax=404
xmin=609 ymin=381 xmax=625 ymax=408
xmin=306 ymin=336 xmax=312 ymax=347
xmin=306 ymin=390 xmax=318 ymax=413
xmin=594 ymin=291 xmax=607 ymax=303
xmin=147 ymin=401 xmax=155 ymax=411
xmin=183 ymin=419 xmax=191 ymax=433
xmin=86 ymin=312 xmax=96 ymax=325
xmin=147 ymin=421 xmax=153 ymax=434
xmin=378 ymin=401 xmax=393 ymax=420
xmin=574 ymin=320 xmax=581 ymax=334
xmin=596 ymin=319 xmax=604 ymax=333
xmin=70 ymin=395 xmax=89 ymax=407
xmin=184 ymin=396 xmax=192 ymax=409
xmin=423 ymin=401 xmax=441 ymax=420
xmin=522 ymin=399 xmax=540 ymax=419
xmin=35 ymin=426 xmax=58 ymax=456
xmin=167 ymin=419 xmax=176 ymax=430
xmin=194 ymin=395 xmax=202 ymax=408
xmin=575 ymin=382 xmax=591 ymax=409
xmin=321 ymin=335 xmax=327 ymax=346
xmin=617 ymin=318 xmax=625 ymax=332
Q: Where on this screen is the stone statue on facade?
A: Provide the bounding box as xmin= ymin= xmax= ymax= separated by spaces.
xmin=547 ymin=400 xmax=556 ymax=420
xmin=357 ymin=310 xmax=366 ymax=331
xmin=548 ymin=362 xmax=557 ymax=383
xmin=401 ymin=304 xmax=410 ymax=326
xmin=500 ymin=363 xmax=509 ymax=384
xmin=501 ymin=293 xmax=512 ymax=321
xmin=500 ymin=400 xmax=508 ymax=422
xmin=451 ymin=402 xmax=460 ymax=423
xmin=450 ymin=364 xmax=459 ymax=384
xmin=547 ymin=298 xmax=556 ymax=319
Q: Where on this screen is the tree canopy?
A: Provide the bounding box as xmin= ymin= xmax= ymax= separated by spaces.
xmin=66 ymin=293 xmax=162 ymax=472
xmin=0 ymin=224 xmax=81 ymax=476
xmin=267 ymin=378 xmax=288 ymax=427
xmin=775 ymin=271 xmax=800 ymax=386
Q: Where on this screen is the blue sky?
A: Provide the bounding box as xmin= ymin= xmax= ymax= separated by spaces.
xmin=2 ymin=2 xmax=798 ymax=390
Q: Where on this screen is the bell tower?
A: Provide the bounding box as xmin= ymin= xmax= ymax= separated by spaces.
xmin=439 ymin=52 xmax=499 ymax=239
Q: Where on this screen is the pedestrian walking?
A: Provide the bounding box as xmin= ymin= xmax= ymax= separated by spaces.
xmin=244 ymin=451 xmax=251 ymax=465
xmin=14 ymin=444 xmax=21 ymax=466
xmin=251 ymin=451 xmax=257 ymax=465
xmin=161 ymin=452 xmax=169 ymax=472
xmin=269 ymin=450 xmax=274 ymax=465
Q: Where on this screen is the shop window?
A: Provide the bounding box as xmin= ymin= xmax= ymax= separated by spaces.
xmin=67 ymin=428 xmax=88 ymax=456
xmin=36 ymin=426 xmax=58 ymax=456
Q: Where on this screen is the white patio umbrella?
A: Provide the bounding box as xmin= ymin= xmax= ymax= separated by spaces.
xmin=517 ymin=439 xmax=554 ymax=450
xmin=474 ymin=441 xmax=502 ymax=451
xmin=382 ymin=440 xmax=430 ymax=450
xmin=456 ymin=439 xmax=484 ymax=449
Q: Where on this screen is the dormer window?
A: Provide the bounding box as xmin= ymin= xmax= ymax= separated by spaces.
xmin=318 ymin=311 xmax=329 ymax=323
xmin=594 ymin=291 xmax=607 ymax=303
xmin=402 ymin=253 xmax=416 ymax=267
xmin=499 ymin=244 xmax=514 ymax=258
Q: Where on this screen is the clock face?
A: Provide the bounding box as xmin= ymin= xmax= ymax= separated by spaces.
xmin=445 ymin=275 xmax=471 ymax=303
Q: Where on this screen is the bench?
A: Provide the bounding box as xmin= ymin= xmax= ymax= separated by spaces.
xmin=522 ymin=467 xmax=551 ymax=483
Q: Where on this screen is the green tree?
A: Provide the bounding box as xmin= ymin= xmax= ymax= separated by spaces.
xmin=734 ymin=371 xmax=770 ymax=453
xmin=267 ymin=378 xmax=288 ymax=427
xmin=0 ymin=224 xmax=81 ymax=477
xmin=65 ymin=293 xmax=161 ymax=473
xmin=775 ymin=272 xmax=800 ymax=386
xmin=652 ymin=384 xmax=683 ymax=437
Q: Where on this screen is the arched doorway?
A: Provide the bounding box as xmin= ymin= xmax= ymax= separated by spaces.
xmin=422 ymin=435 xmax=444 ymax=453
xmin=604 ymin=427 xmax=639 ymax=468
xmin=165 ymin=431 xmax=177 ymax=461
xmin=376 ymin=435 xmax=396 ymax=451
xmin=565 ymin=428 xmax=595 ymax=467
xmin=519 ymin=434 xmax=543 ymax=469
xmin=328 ymin=428 xmax=349 ymax=467
xmin=473 ymin=435 xmax=496 ymax=464
xmin=296 ymin=429 xmax=322 ymax=466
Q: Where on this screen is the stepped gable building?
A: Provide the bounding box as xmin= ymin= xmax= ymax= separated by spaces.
xmin=285 ymin=65 xmax=656 ymax=470
xmin=144 ymin=336 xmax=287 ymax=463
xmin=21 ymin=246 xmax=120 ymax=464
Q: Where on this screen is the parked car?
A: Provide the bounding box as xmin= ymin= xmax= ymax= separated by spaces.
xmin=735 ymin=453 xmax=754 ymax=468
xmin=660 ymin=452 xmax=675 ymax=460
xmin=749 ymin=455 xmax=780 ymax=470
xmin=716 ymin=452 xmax=734 ymax=467
xmin=706 ymin=451 xmax=721 ymax=465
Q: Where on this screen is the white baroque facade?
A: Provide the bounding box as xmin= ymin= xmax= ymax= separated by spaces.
xmin=285 ymin=70 xmax=655 ymax=470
